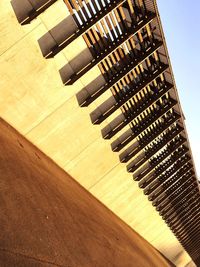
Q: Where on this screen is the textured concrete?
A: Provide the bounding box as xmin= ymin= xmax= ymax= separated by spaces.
xmin=0 ymin=0 xmax=192 ymax=265
xmin=0 ymin=118 xmax=172 ymax=267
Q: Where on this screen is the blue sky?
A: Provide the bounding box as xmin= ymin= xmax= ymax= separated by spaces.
xmin=157 ymin=0 xmax=200 ymax=177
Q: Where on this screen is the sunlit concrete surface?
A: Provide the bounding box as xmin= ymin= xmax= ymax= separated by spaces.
xmin=0 ymin=1 xmax=193 ymax=266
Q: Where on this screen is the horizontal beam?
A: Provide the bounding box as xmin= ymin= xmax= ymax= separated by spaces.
xmin=155 ymin=166 xmax=196 ymax=211
xmin=157 ymin=166 xmax=194 ymax=213
xmin=91 ymin=67 xmax=170 ymax=125
xmin=166 ymin=192 xmax=199 ymax=231
xmin=119 ymin=111 xmax=179 ymax=163
xmin=161 ymin=175 xmax=196 ymax=218
xmin=114 ymin=110 xmax=180 ymax=155
xmin=165 ymin=188 xmax=200 ymax=224
xmin=79 ymin=41 xmax=164 ymax=106
xmin=174 ymin=219 xmax=200 ymax=241
xmin=127 ymin=126 xmax=183 ymax=172
xmin=173 ymin=211 xmax=200 ymax=236
xmin=139 ymin=149 xmax=188 ymax=190
xmin=45 ymin=0 xmax=127 ymax=58
xmin=143 ymin=158 xmax=191 ymax=195
xmin=120 ymin=107 xmax=176 ymax=163
xmin=133 ymin=138 xmax=186 ymax=181
xmin=64 ymin=12 xmax=156 ymax=84
xmin=102 ymin=97 xmax=177 ymax=140
xmin=154 ymin=174 xmax=194 ymax=214
xmin=165 ymin=189 xmax=200 ymax=224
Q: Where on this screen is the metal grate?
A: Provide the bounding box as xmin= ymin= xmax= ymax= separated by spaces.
xmin=62 ymin=0 xmax=200 ymax=262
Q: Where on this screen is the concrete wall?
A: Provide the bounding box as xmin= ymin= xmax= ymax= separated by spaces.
xmin=0 ymin=0 xmax=192 ymax=265
xmin=0 ymin=117 xmax=173 ymax=267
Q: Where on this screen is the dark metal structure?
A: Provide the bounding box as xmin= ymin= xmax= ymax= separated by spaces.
xmin=13 ymin=0 xmax=200 ymax=265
